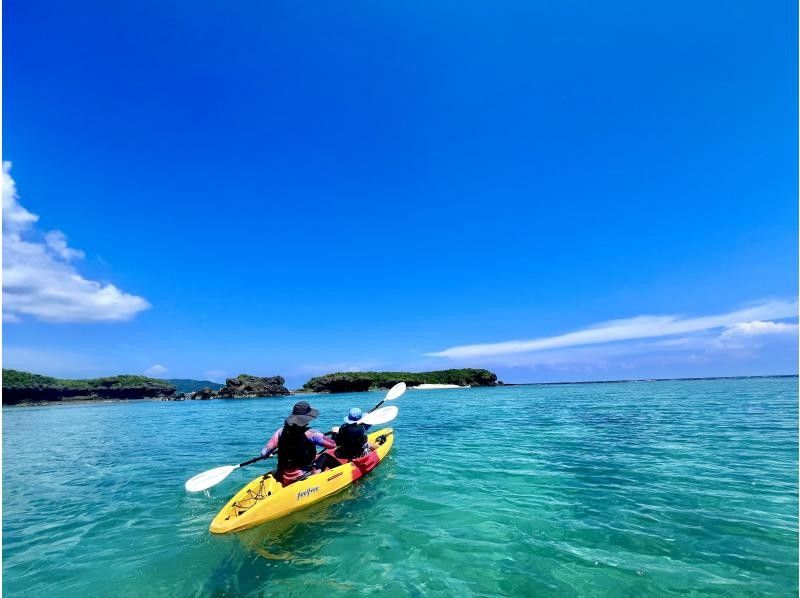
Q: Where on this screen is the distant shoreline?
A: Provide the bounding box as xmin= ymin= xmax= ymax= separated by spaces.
xmin=4 ymin=373 xmax=795 ymax=408
xmin=2 ymin=368 xmax=498 ymax=405
xmin=502 ymin=374 xmax=798 ymax=387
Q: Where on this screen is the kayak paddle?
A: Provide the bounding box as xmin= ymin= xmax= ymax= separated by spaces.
xmin=185 ymin=454 xmax=270 ymax=493
xmin=368 ymin=382 xmax=406 ymax=413
xmin=359 ymin=405 xmax=398 ymax=426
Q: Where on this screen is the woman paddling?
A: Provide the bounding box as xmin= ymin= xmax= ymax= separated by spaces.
xmin=260 ymin=401 xmax=336 ymax=486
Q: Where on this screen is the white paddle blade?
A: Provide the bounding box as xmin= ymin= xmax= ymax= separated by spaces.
xmin=185 ymin=465 xmax=237 ymax=492
xmin=384 ymin=382 xmax=406 ymax=403
xmin=360 ymin=405 xmax=398 ymax=426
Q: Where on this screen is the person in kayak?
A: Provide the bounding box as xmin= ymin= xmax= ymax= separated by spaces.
xmin=333 ymin=407 xmax=378 ymax=460
xmin=260 ymin=401 xmax=336 ymax=486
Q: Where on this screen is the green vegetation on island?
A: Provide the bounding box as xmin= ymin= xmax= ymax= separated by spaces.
xmin=302 ymin=368 xmax=499 ymax=393
xmin=2 ymin=369 xmax=176 ymax=404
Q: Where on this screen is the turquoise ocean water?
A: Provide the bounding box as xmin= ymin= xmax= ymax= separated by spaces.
xmin=3 ymin=377 xmax=798 ymax=596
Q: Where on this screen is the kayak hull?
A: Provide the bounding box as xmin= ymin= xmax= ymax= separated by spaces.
xmin=209 ymin=428 xmax=394 ymax=534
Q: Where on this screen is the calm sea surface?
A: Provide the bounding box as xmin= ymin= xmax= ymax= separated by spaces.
xmin=3 ymin=377 xmax=798 ymax=596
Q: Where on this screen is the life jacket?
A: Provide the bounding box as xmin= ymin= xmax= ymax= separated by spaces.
xmin=335 ymin=422 xmax=368 ymax=460
xmin=277 ymin=424 xmax=316 ymax=471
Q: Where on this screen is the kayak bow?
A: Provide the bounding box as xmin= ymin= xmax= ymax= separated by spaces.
xmin=209 ymin=428 xmax=394 ymax=534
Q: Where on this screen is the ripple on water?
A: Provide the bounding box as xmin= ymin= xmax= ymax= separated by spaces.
xmin=3 ymin=378 xmax=798 ymax=596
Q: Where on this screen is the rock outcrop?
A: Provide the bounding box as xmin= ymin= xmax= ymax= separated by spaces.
xmin=215 ymin=374 xmax=290 ymax=398
xmin=166 ymin=379 xmax=224 ymax=393
xmin=184 ymin=387 xmax=215 ymax=400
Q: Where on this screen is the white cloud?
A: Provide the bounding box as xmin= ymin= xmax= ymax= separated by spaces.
xmin=426 ymin=299 xmax=798 ymax=359
xmin=448 ymin=335 xmax=711 ymax=370
xmin=144 ymin=364 xmax=168 ymax=376
xmin=714 ymin=320 xmax=799 ymax=350
xmin=2 ymin=170 xmax=38 ymax=231
xmin=44 ymin=230 xmax=85 ymax=261
xmin=2 ymin=162 xmax=151 ymax=323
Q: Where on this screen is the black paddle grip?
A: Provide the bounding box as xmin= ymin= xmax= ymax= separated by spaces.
xmin=239 ymin=455 xmax=268 ymax=468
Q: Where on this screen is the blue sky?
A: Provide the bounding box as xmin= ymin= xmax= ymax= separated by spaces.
xmin=3 ymin=0 xmax=797 ymax=387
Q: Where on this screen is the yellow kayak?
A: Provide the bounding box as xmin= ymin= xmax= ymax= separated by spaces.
xmin=210 ymin=428 xmax=394 ymax=534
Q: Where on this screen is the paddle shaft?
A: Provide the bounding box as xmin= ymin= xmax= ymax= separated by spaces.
xmin=238 ymin=455 xmax=268 ymax=468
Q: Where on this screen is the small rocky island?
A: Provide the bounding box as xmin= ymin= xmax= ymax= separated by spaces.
xmin=2 ymin=369 xmax=177 ymax=405
xmin=302 ymin=368 xmax=500 ymax=393
xmin=187 ymin=374 xmax=290 ymax=400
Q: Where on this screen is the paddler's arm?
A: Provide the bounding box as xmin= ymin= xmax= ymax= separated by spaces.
xmin=260 ymin=428 xmax=282 ymax=458
xmin=307 ymin=429 xmax=336 ymax=450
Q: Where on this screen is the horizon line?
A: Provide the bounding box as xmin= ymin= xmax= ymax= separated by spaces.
xmin=501 ymin=373 xmax=798 ymax=387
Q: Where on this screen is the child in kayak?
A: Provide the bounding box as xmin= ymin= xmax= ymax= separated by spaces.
xmin=260 ymin=401 xmax=336 ymax=486
xmin=313 ymin=407 xmax=376 ymax=471
xmin=333 ymin=407 xmax=378 ymax=460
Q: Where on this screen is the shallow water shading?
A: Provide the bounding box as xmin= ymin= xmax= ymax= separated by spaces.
xmin=3 ymin=377 xmax=797 ymax=596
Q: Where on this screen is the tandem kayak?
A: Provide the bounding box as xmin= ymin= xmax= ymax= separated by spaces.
xmin=209 ymin=428 xmax=394 ymax=534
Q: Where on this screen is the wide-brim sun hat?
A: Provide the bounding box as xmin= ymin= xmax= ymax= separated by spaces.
xmin=285 ymin=400 xmax=319 ymax=426
xmin=343 ymin=407 xmax=363 ymax=423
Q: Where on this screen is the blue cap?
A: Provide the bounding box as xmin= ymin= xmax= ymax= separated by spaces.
xmin=344 ymin=407 xmax=363 ymax=423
